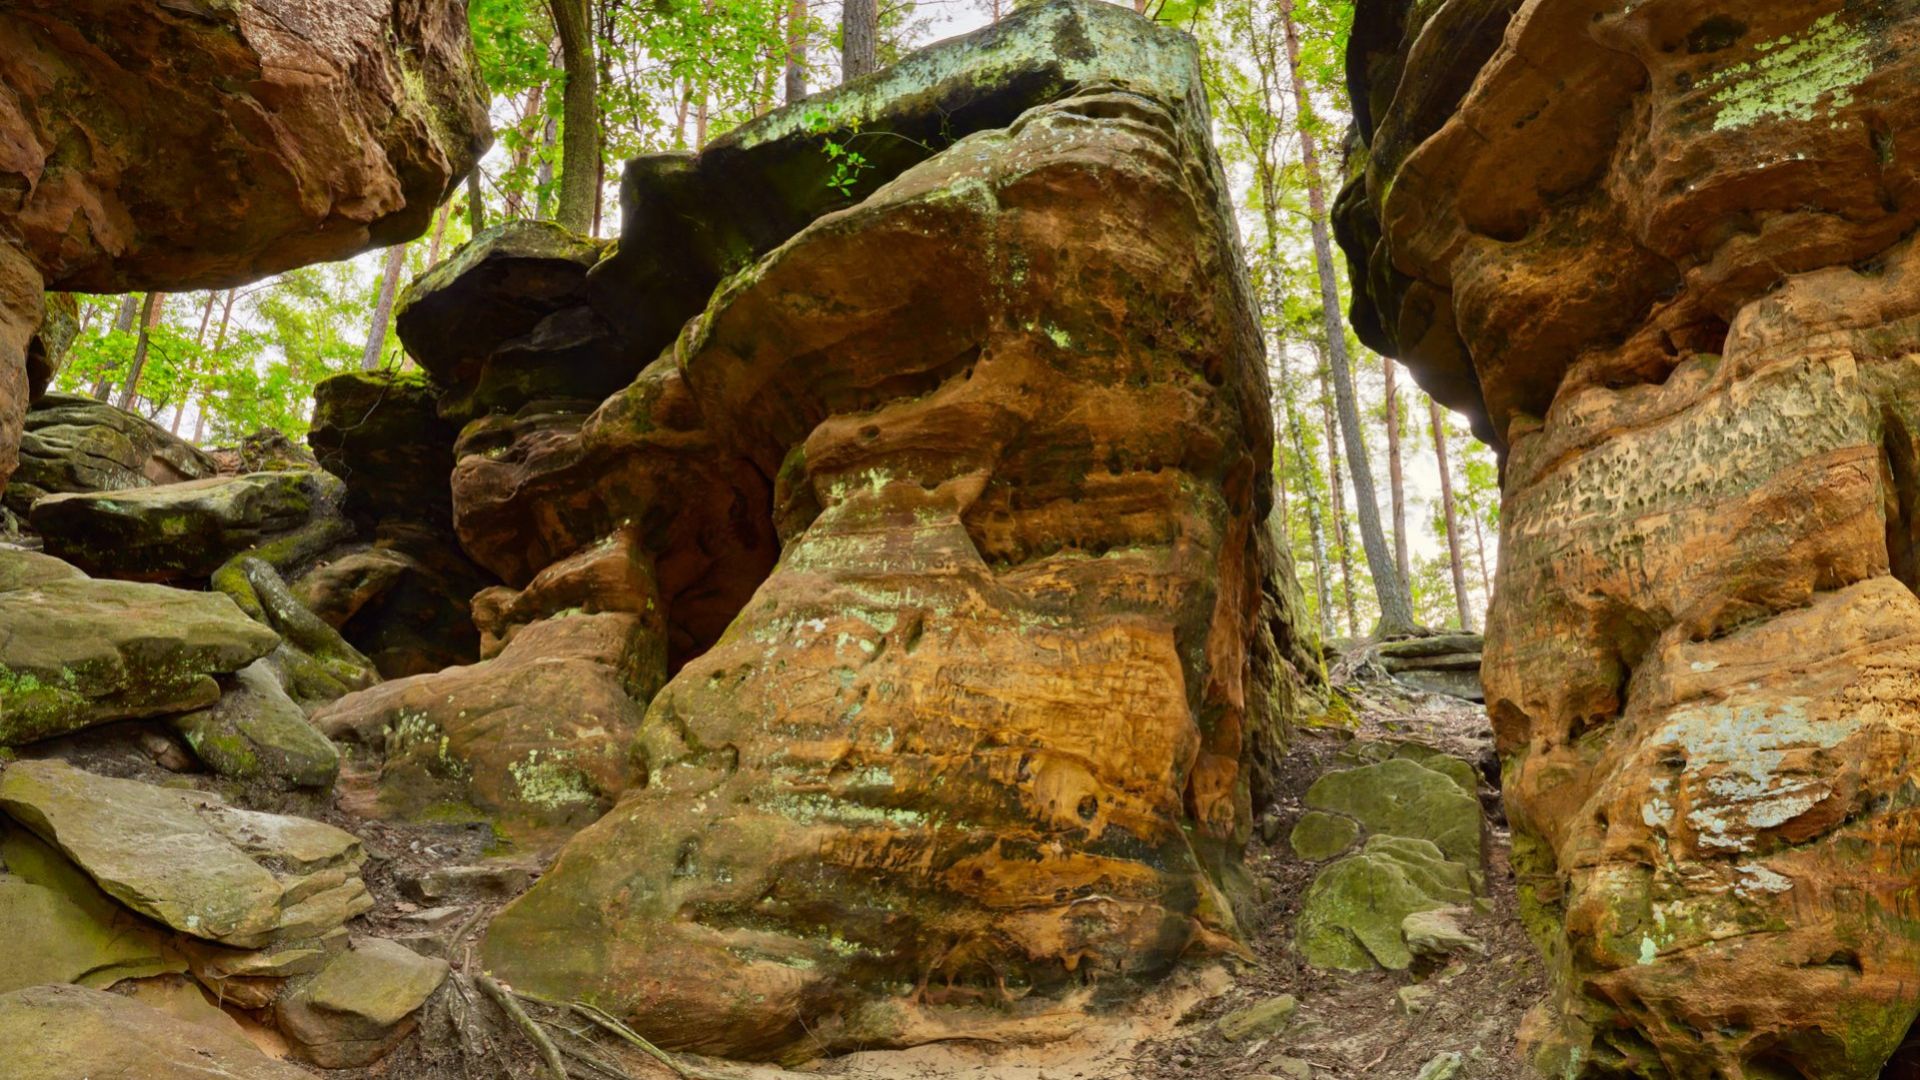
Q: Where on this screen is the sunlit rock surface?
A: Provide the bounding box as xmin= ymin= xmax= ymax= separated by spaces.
xmin=1339 ymin=0 xmax=1920 ymax=1074
xmin=332 ymin=0 xmax=1327 ymax=1061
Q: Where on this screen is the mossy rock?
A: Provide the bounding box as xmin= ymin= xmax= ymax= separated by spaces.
xmin=171 ymin=660 xmax=340 ymax=789
xmin=1295 ymin=835 xmax=1474 ymax=971
xmin=1289 ymin=810 xmax=1360 ymax=860
xmin=0 ymin=824 xmax=184 ymax=993
xmin=1305 ymin=756 xmax=1483 ymax=867
xmin=1332 ymin=738 xmax=1479 ymax=796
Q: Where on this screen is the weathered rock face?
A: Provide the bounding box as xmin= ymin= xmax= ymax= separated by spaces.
xmin=6 ymin=393 xmax=217 ymax=518
xmin=0 ymin=0 xmax=489 ymax=495
xmin=451 ymin=1 xmax=1309 ymax=1062
xmin=0 ymin=549 xmax=279 ymax=746
xmin=1340 ymin=0 xmax=1920 ymax=1074
xmin=0 ymin=983 xmax=313 ymax=1080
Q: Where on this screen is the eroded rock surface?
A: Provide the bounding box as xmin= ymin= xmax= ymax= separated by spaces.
xmin=0 ymin=0 xmax=489 ymax=494
xmin=1340 ymin=0 xmax=1920 ymax=1074
xmin=457 ymin=1 xmax=1310 ymax=1061
xmin=0 ymin=982 xmax=312 ymax=1080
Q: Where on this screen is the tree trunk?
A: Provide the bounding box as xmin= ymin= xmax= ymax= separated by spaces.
xmin=1429 ymin=398 xmax=1475 ymax=631
xmin=192 ymin=289 xmax=236 ymax=445
xmin=784 ymin=0 xmax=808 ymax=103
xmin=1384 ymin=355 xmax=1410 ymax=587
xmin=467 ymin=168 xmax=486 ymax=235
xmin=1320 ymin=362 xmax=1358 ymax=637
xmin=173 ymin=292 xmax=221 ymax=435
xmin=1280 ymin=0 xmax=1416 ymax=636
xmin=426 ymin=202 xmax=453 ymax=268
xmin=841 ymin=0 xmax=877 ymax=82
xmin=536 ymin=111 xmax=558 ymax=220
xmin=546 ymin=0 xmax=599 ymax=235
xmin=93 ymin=294 xmax=141 ymax=400
xmin=361 ymin=243 xmax=408 ymax=372
xmin=115 ymin=292 xmax=163 ymax=412
xmin=1282 ymin=353 xmax=1334 ymax=637
xmin=1472 ymin=502 xmax=1493 ymax=601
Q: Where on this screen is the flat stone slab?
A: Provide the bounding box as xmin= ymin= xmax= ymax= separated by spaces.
xmin=0 ymin=759 xmax=369 ymax=948
xmin=0 ymin=549 xmax=279 ymax=746
xmin=31 ymin=469 xmax=343 ymax=581
xmin=0 ymin=982 xmax=312 ymax=1079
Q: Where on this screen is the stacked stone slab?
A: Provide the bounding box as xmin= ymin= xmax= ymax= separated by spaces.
xmin=1338 ymin=0 xmax=1920 ymax=1074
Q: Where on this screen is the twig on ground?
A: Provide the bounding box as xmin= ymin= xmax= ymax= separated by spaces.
xmin=479 ymin=973 xmax=569 ymax=1080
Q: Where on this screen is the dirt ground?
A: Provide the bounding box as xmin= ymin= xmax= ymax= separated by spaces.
xmin=16 ymin=665 xmax=1543 ymax=1080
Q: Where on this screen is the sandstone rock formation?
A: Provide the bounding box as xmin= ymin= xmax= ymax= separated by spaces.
xmin=5 ymin=392 xmax=215 ymax=518
xmin=0 ymin=549 xmax=279 ymax=746
xmin=0 ymin=0 xmax=490 ymax=493
xmin=1340 ymin=0 xmax=1920 ymax=1074
xmin=309 ymin=0 xmax=1315 ymax=1061
xmin=0 ymin=983 xmax=313 ymax=1080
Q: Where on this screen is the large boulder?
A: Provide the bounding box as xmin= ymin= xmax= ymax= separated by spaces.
xmin=0 ymin=549 xmax=279 ymax=746
xmin=0 ymin=983 xmax=313 ymax=1080
xmin=0 ymin=822 xmax=184 ymax=994
xmin=31 ymin=470 xmax=349 ymax=582
xmin=1339 ymin=0 xmax=1920 ymax=1074
xmin=0 ymin=0 xmax=488 ymax=496
xmin=5 ymin=393 xmax=215 ymax=517
xmin=473 ymin=1 xmax=1304 ymax=1061
xmin=0 ymin=759 xmax=370 ymax=949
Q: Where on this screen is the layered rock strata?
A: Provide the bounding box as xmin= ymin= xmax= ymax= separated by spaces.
xmin=396 ymin=1 xmax=1321 ymax=1061
xmin=1339 ymin=0 xmax=1920 ymax=1074
xmin=0 ymin=0 xmax=489 ymax=492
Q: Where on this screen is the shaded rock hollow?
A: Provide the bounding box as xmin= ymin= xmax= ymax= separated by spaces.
xmin=1340 ymin=0 xmax=1920 ymax=1075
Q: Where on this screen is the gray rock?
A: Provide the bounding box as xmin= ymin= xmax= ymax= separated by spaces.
xmin=1295 ymin=836 xmax=1474 ymax=971
xmin=276 ymin=936 xmax=449 ymax=1067
xmin=0 ymin=759 xmax=369 ymax=948
xmin=398 ymin=862 xmax=532 ymax=904
xmin=1415 ymin=1051 xmax=1465 ymax=1080
xmin=6 ymin=393 xmax=215 ymax=518
xmin=1402 ymin=906 xmax=1482 ymax=959
xmin=1216 ymin=994 xmax=1299 ymax=1041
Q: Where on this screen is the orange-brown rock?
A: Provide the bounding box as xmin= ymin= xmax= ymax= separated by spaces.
xmin=1340 ymin=0 xmax=1920 ymax=1075
xmin=453 ymin=1 xmax=1320 ymax=1062
xmin=0 ymin=0 xmax=489 ymax=491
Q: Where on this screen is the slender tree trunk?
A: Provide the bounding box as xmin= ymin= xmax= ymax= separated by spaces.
xmin=1281 ymin=353 xmax=1333 ymax=636
xmin=1280 ymin=0 xmax=1415 ymax=636
xmin=1429 ymin=398 xmax=1475 ymax=631
xmin=77 ymin=301 xmax=96 ymax=337
xmin=1384 ymin=355 xmax=1410 ymax=587
xmin=115 ymin=292 xmax=163 ymax=412
xmin=194 ymin=291 xmax=217 ymax=345
xmin=93 ymin=294 xmax=141 ymax=400
xmin=1471 ymin=503 xmax=1493 ymax=602
xmin=1320 ymin=364 xmax=1357 ymax=637
xmin=192 ymin=289 xmax=236 ymax=445
xmin=784 ymin=0 xmax=808 ymax=103
xmin=172 ymin=292 xmax=221 ymax=435
xmin=426 ymin=202 xmax=453 ymax=268
xmin=841 ymin=0 xmax=877 ymax=81
xmin=361 ymin=244 xmax=408 ymax=372
xmin=536 ymin=112 xmax=558 ymax=220
xmin=467 ymin=168 xmax=486 ymax=235
xmin=546 ymin=0 xmax=599 ymax=235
